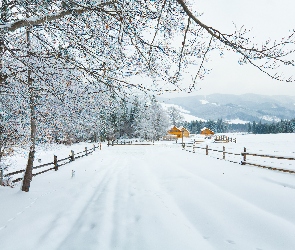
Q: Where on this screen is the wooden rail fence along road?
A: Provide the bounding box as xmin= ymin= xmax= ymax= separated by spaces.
xmin=183 ymin=142 xmax=295 ymax=174
xmin=0 ymin=143 xmax=102 ymax=185
xmin=108 ymin=140 xmax=154 ymax=146
xmin=214 ymin=135 xmax=236 ymax=143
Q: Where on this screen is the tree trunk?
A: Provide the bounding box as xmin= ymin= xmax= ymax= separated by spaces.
xmin=0 ymin=37 xmax=4 ymax=87
xmin=22 ymin=27 xmax=36 ymax=192
xmin=94 ymin=132 xmax=97 ymax=142
xmin=0 ymin=23 xmax=6 ymax=87
xmin=22 ymin=69 xmax=36 ymax=192
xmin=0 ymin=1 xmax=7 ymax=183
xmin=0 ymin=2 xmax=6 ymax=88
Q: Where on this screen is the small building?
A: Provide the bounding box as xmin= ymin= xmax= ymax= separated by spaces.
xmin=200 ymin=127 xmax=214 ymax=136
xmin=179 ymin=126 xmax=190 ymax=137
xmin=167 ymin=126 xmax=190 ymax=138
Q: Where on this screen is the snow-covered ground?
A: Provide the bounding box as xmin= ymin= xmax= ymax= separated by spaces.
xmin=1 ymin=134 xmax=295 ymax=250
xmin=191 ymin=133 xmax=295 ymax=171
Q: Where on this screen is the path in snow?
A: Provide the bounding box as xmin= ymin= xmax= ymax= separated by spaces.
xmin=1 ymin=143 xmax=295 ymax=250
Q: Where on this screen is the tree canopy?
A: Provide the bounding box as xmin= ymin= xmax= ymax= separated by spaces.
xmin=0 ymin=0 xmax=294 ymax=191
xmin=1 ymin=0 xmax=294 ymax=95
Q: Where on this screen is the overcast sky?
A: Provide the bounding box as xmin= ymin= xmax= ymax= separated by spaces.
xmin=163 ymin=0 xmax=295 ymax=97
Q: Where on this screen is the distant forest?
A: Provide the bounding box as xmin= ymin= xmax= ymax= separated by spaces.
xmin=184 ymin=119 xmax=295 ymax=134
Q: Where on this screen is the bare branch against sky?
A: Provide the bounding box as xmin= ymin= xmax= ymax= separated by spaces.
xmin=167 ymin=0 xmax=295 ymax=97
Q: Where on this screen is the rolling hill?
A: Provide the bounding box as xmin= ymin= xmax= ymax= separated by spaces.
xmin=159 ymin=94 xmax=295 ymax=123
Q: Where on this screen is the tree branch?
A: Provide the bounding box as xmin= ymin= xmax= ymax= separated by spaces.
xmin=0 ymin=2 xmax=113 ymax=32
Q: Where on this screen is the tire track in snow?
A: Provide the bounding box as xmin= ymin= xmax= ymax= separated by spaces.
xmin=57 ymin=150 xmax=129 ymax=250
xmin=57 ymin=146 xmax=214 ymax=250
xmin=120 ymin=146 xmax=214 ymax=250
xmin=16 ymin=150 xmax=124 ymax=250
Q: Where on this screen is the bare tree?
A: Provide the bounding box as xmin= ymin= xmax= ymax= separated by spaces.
xmin=1 ymin=1 xmax=294 ymax=87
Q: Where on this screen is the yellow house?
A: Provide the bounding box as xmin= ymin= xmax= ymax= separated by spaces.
xmin=167 ymin=126 xmax=190 ymax=138
xmin=179 ymin=126 xmax=190 ymax=137
xmin=200 ymin=127 xmax=214 ymax=136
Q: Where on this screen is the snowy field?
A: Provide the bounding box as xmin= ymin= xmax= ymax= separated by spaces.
xmin=190 ymin=133 xmax=295 ymax=171
xmin=1 ymin=134 xmax=295 ymax=249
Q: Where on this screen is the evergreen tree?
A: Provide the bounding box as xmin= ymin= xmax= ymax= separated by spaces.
xmin=167 ymin=106 xmax=184 ymax=126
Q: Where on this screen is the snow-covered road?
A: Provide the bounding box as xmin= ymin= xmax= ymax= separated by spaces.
xmin=1 ymin=143 xmax=295 ymax=250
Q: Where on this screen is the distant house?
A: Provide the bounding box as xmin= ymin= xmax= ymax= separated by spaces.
xmin=167 ymin=126 xmax=190 ymax=138
xmin=178 ymin=126 xmax=190 ymax=137
xmin=200 ymin=127 xmax=214 ymax=136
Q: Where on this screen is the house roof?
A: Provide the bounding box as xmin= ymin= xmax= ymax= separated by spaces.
xmin=200 ymin=127 xmax=214 ymax=134
xmin=168 ymin=126 xmax=190 ymax=133
xmin=169 ymin=126 xmax=181 ymax=131
xmin=179 ymin=126 xmax=189 ymax=132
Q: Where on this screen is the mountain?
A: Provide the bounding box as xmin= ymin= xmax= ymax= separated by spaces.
xmin=158 ymin=94 xmax=295 ymax=123
xmin=160 ymin=103 xmax=206 ymax=122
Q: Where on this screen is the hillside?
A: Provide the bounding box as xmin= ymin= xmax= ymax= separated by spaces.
xmin=159 ymin=94 xmax=295 ymax=123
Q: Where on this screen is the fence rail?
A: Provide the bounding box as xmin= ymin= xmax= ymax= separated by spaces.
xmin=1 ymin=143 xmax=102 ymax=184
xmin=107 ymin=140 xmax=155 ymax=146
xmin=183 ymin=143 xmax=295 ymax=174
xmin=214 ymin=135 xmax=236 ymax=143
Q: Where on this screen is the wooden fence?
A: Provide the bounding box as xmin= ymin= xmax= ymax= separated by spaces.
xmin=183 ymin=142 xmax=295 ymax=174
xmin=1 ymin=143 xmax=102 ymax=185
xmin=214 ymin=135 xmax=236 ymax=143
xmin=107 ymin=140 xmax=154 ymax=146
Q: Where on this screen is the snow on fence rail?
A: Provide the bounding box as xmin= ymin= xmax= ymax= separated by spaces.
xmin=0 ymin=143 xmax=102 ymax=185
xmin=184 ymin=143 xmax=295 ymax=174
xmin=107 ymin=140 xmax=155 ymax=146
xmin=214 ymin=135 xmax=236 ymax=143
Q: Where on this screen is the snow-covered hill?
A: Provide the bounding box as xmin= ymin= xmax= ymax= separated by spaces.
xmin=160 ymin=103 xmax=205 ymax=122
xmin=159 ymin=94 xmax=295 ymax=123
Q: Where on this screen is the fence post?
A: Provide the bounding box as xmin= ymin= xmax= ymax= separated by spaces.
xmin=54 ymin=155 xmax=58 ymax=171
xmin=85 ymin=147 xmax=88 ymax=156
xmin=193 ymin=145 xmax=195 ymax=153
xmin=223 ymin=146 xmax=225 ymax=160
xmin=100 ymin=143 xmax=102 ymax=150
xmin=206 ymin=145 xmax=208 ymax=155
xmin=242 ymin=147 xmax=246 ymax=165
xmin=71 ymin=150 xmax=75 ymax=161
xmin=93 ymin=144 xmax=95 ymax=151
